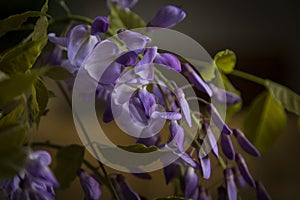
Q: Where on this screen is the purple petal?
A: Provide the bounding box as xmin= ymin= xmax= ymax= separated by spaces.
xmin=112 ymin=0 xmax=138 ymax=9
xmin=202 ymin=123 xmax=219 ymax=157
xmin=220 ymin=134 xmax=235 ymax=160
xmin=116 ymin=51 xmax=138 ymax=67
xmin=154 ymin=53 xmax=181 ymax=72
xmin=148 ymin=5 xmax=186 ymax=28
xmin=235 ymin=153 xmax=255 ymax=188
xmin=182 ymin=63 xmax=213 ymax=97
xmin=67 ymin=25 xmax=99 ymax=67
xmin=116 ymin=175 xmax=140 ymax=200
xmin=129 ymin=97 xmax=148 ymax=125
xmin=138 ymin=88 xmax=156 ymax=116
xmin=163 ymin=162 xmax=181 ymax=184
xmin=135 ymin=47 xmax=157 ymax=80
xmin=233 ymin=168 xmax=247 ymax=188
xmin=233 ymin=129 xmax=260 ymax=157
xmin=184 ymin=167 xmax=199 ymax=199
xmin=78 ymin=169 xmax=102 ymax=200
xmin=100 ymin=62 xmax=122 ymax=85
xmin=169 ymin=122 xmax=185 ymax=152
xmin=198 ymin=152 xmax=211 ymax=179
xmin=48 ymin=33 xmax=67 ymax=48
xmin=178 ymin=151 xmax=199 ymax=169
xmin=91 ymin=16 xmax=109 ymax=35
xmin=151 ymin=111 xmax=182 ymax=120
xmin=136 ymin=135 xmax=161 ymax=147
xmin=174 ymin=88 xmax=192 ymax=127
xmin=256 ymin=181 xmax=272 ymax=200
xmin=209 ymin=83 xmax=241 ymax=105
xmin=224 ymin=168 xmax=237 ymax=200
xmin=207 ymin=104 xmax=232 ymax=135
xmin=118 ymin=30 xmax=150 ymax=51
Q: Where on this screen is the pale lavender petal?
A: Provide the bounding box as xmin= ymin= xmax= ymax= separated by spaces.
xmin=91 ymin=16 xmax=109 ymax=35
xmin=224 ymin=168 xmax=237 ymax=200
xmin=154 ymin=53 xmax=181 ymax=72
xmin=178 ymin=152 xmax=199 ymax=169
xmin=220 ymin=134 xmax=235 ymax=160
xmin=174 ymin=88 xmax=192 ymax=127
xmin=135 ymin=47 xmax=157 ymax=80
xmin=235 ymin=153 xmax=255 ymax=188
xmin=77 ymin=169 xmax=102 ymax=200
xmin=151 ymin=111 xmax=182 ymax=121
xmin=48 ymin=33 xmax=67 ymax=48
xmin=256 ymin=181 xmax=272 ymax=200
xmin=202 ymin=123 xmax=219 ymax=157
xmin=169 ymin=122 xmax=185 ymax=152
xmin=233 ymin=129 xmax=260 ymax=157
xmin=148 ymin=5 xmax=186 ymax=28
xmin=116 ymin=51 xmax=138 ymax=67
xmin=207 ymin=104 xmax=232 ymax=135
xmin=118 ymin=30 xmax=150 ymax=51
xmin=198 ymin=152 xmax=211 ymax=179
xmin=68 ymin=25 xmax=99 ymax=67
xmin=184 ymin=167 xmax=198 ymax=199
xmin=209 ymin=83 xmax=241 ymax=105
xmin=182 ymin=63 xmax=213 ymax=97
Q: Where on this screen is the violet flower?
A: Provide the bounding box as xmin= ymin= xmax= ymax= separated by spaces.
xmin=0 ymin=151 xmax=58 ymax=200
xmin=256 ymin=181 xmax=272 ymax=200
xmin=209 ymin=83 xmax=241 ymax=105
xmin=169 ymin=121 xmax=185 ymax=152
xmin=220 ymin=134 xmax=235 ymax=160
xmin=235 ymin=153 xmax=255 ymax=188
xmin=207 ymin=103 xmax=232 ymax=135
xmin=148 ymin=5 xmax=186 ymax=28
xmin=184 ymin=167 xmax=198 ymax=199
xmin=224 ymin=168 xmax=237 ymax=200
xmin=233 ymin=129 xmax=260 ymax=157
xmin=154 ymin=53 xmax=181 ymax=72
xmin=202 ymin=123 xmax=219 ymax=157
xmin=174 ymin=87 xmax=192 ymax=127
xmin=112 ymin=175 xmax=140 ymax=200
xmin=77 ymin=169 xmax=102 ymax=200
xmin=198 ymin=151 xmax=211 ymax=179
xmin=91 ymin=16 xmax=109 ymax=35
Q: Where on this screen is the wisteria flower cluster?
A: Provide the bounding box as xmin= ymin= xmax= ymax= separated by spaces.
xmin=0 ymin=0 xmax=299 ymax=200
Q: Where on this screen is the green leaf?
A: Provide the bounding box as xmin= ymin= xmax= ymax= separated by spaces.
xmin=54 ymin=145 xmax=85 ymax=189
xmin=118 ymin=144 xmax=159 ymax=153
xmin=154 ymin=197 xmax=186 ymax=200
xmin=0 ymin=38 xmax=47 ymax=74
xmin=265 ymin=80 xmax=300 ymax=116
xmin=108 ymin=3 xmax=146 ymax=35
xmin=0 ymin=123 xmax=28 ymax=150
xmin=32 ymin=0 xmax=49 ymax=41
xmin=0 ymin=11 xmax=42 ymax=37
xmin=214 ymin=49 xmax=236 ymax=74
xmin=45 ymin=66 xmax=73 ymax=80
xmin=243 ymin=91 xmax=287 ymax=152
xmin=0 ymin=71 xmax=42 ymax=106
xmin=0 ymin=103 xmax=24 ymax=128
xmin=0 ymin=147 xmax=28 ymax=179
xmin=32 ymin=79 xmax=49 ymax=125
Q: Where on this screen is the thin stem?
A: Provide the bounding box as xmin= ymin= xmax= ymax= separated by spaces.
xmin=230 ymin=69 xmax=266 ymax=86
xmin=58 ymin=0 xmax=72 ymax=15
xmin=56 ymin=81 xmax=119 ymax=200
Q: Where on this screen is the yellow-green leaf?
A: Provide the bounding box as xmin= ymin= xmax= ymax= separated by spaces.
xmin=243 ymin=91 xmax=287 ymax=152
xmin=0 ymin=11 xmax=42 ymax=37
xmin=0 ymin=38 xmax=47 ymax=74
xmin=32 ymin=0 xmax=49 ymax=41
xmin=108 ymin=3 xmax=146 ymax=35
xmin=32 ymin=79 xmax=49 ymax=126
xmin=45 ymin=66 xmax=73 ymax=80
xmin=265 ymin=79 xmax=300 ymax=116
xmin=214 ymin=49 xmax=236 ymax=74
xmin=0 ymin=103 xmax=24 ymax=128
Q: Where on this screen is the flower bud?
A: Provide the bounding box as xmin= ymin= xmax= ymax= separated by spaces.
xmin=221 ymin=134 xmax=235 ymax=160
xmin=91 ymin=16 xmax=109 ymax=35
xmin=235 ymin=153 xmax=255 ymax=187
xmin=77 ymin=169 xmax=102 ymax=200
xmin=224 ymin=168 xmax=237 ymax=200
xmin=184 ymin=167 xmax=199 ymax=199
xmin=256 ymin=181 xmax=272 ymax=200
xmin=154 ymin=53 xmax=181 ymax=72
xmin=233 ymin=129 xmax=260 ymax=157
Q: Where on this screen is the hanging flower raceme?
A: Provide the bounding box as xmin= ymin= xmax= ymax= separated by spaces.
xmin=0 ymin=151 xmax=59 ymax=200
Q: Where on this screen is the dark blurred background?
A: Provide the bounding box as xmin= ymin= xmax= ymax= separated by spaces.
xmin=1 ymin=0 xmax=300 ymax=199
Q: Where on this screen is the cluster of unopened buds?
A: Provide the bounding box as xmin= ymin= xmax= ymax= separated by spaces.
xmin=0 ymin=0 xmax=272 ymax=199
